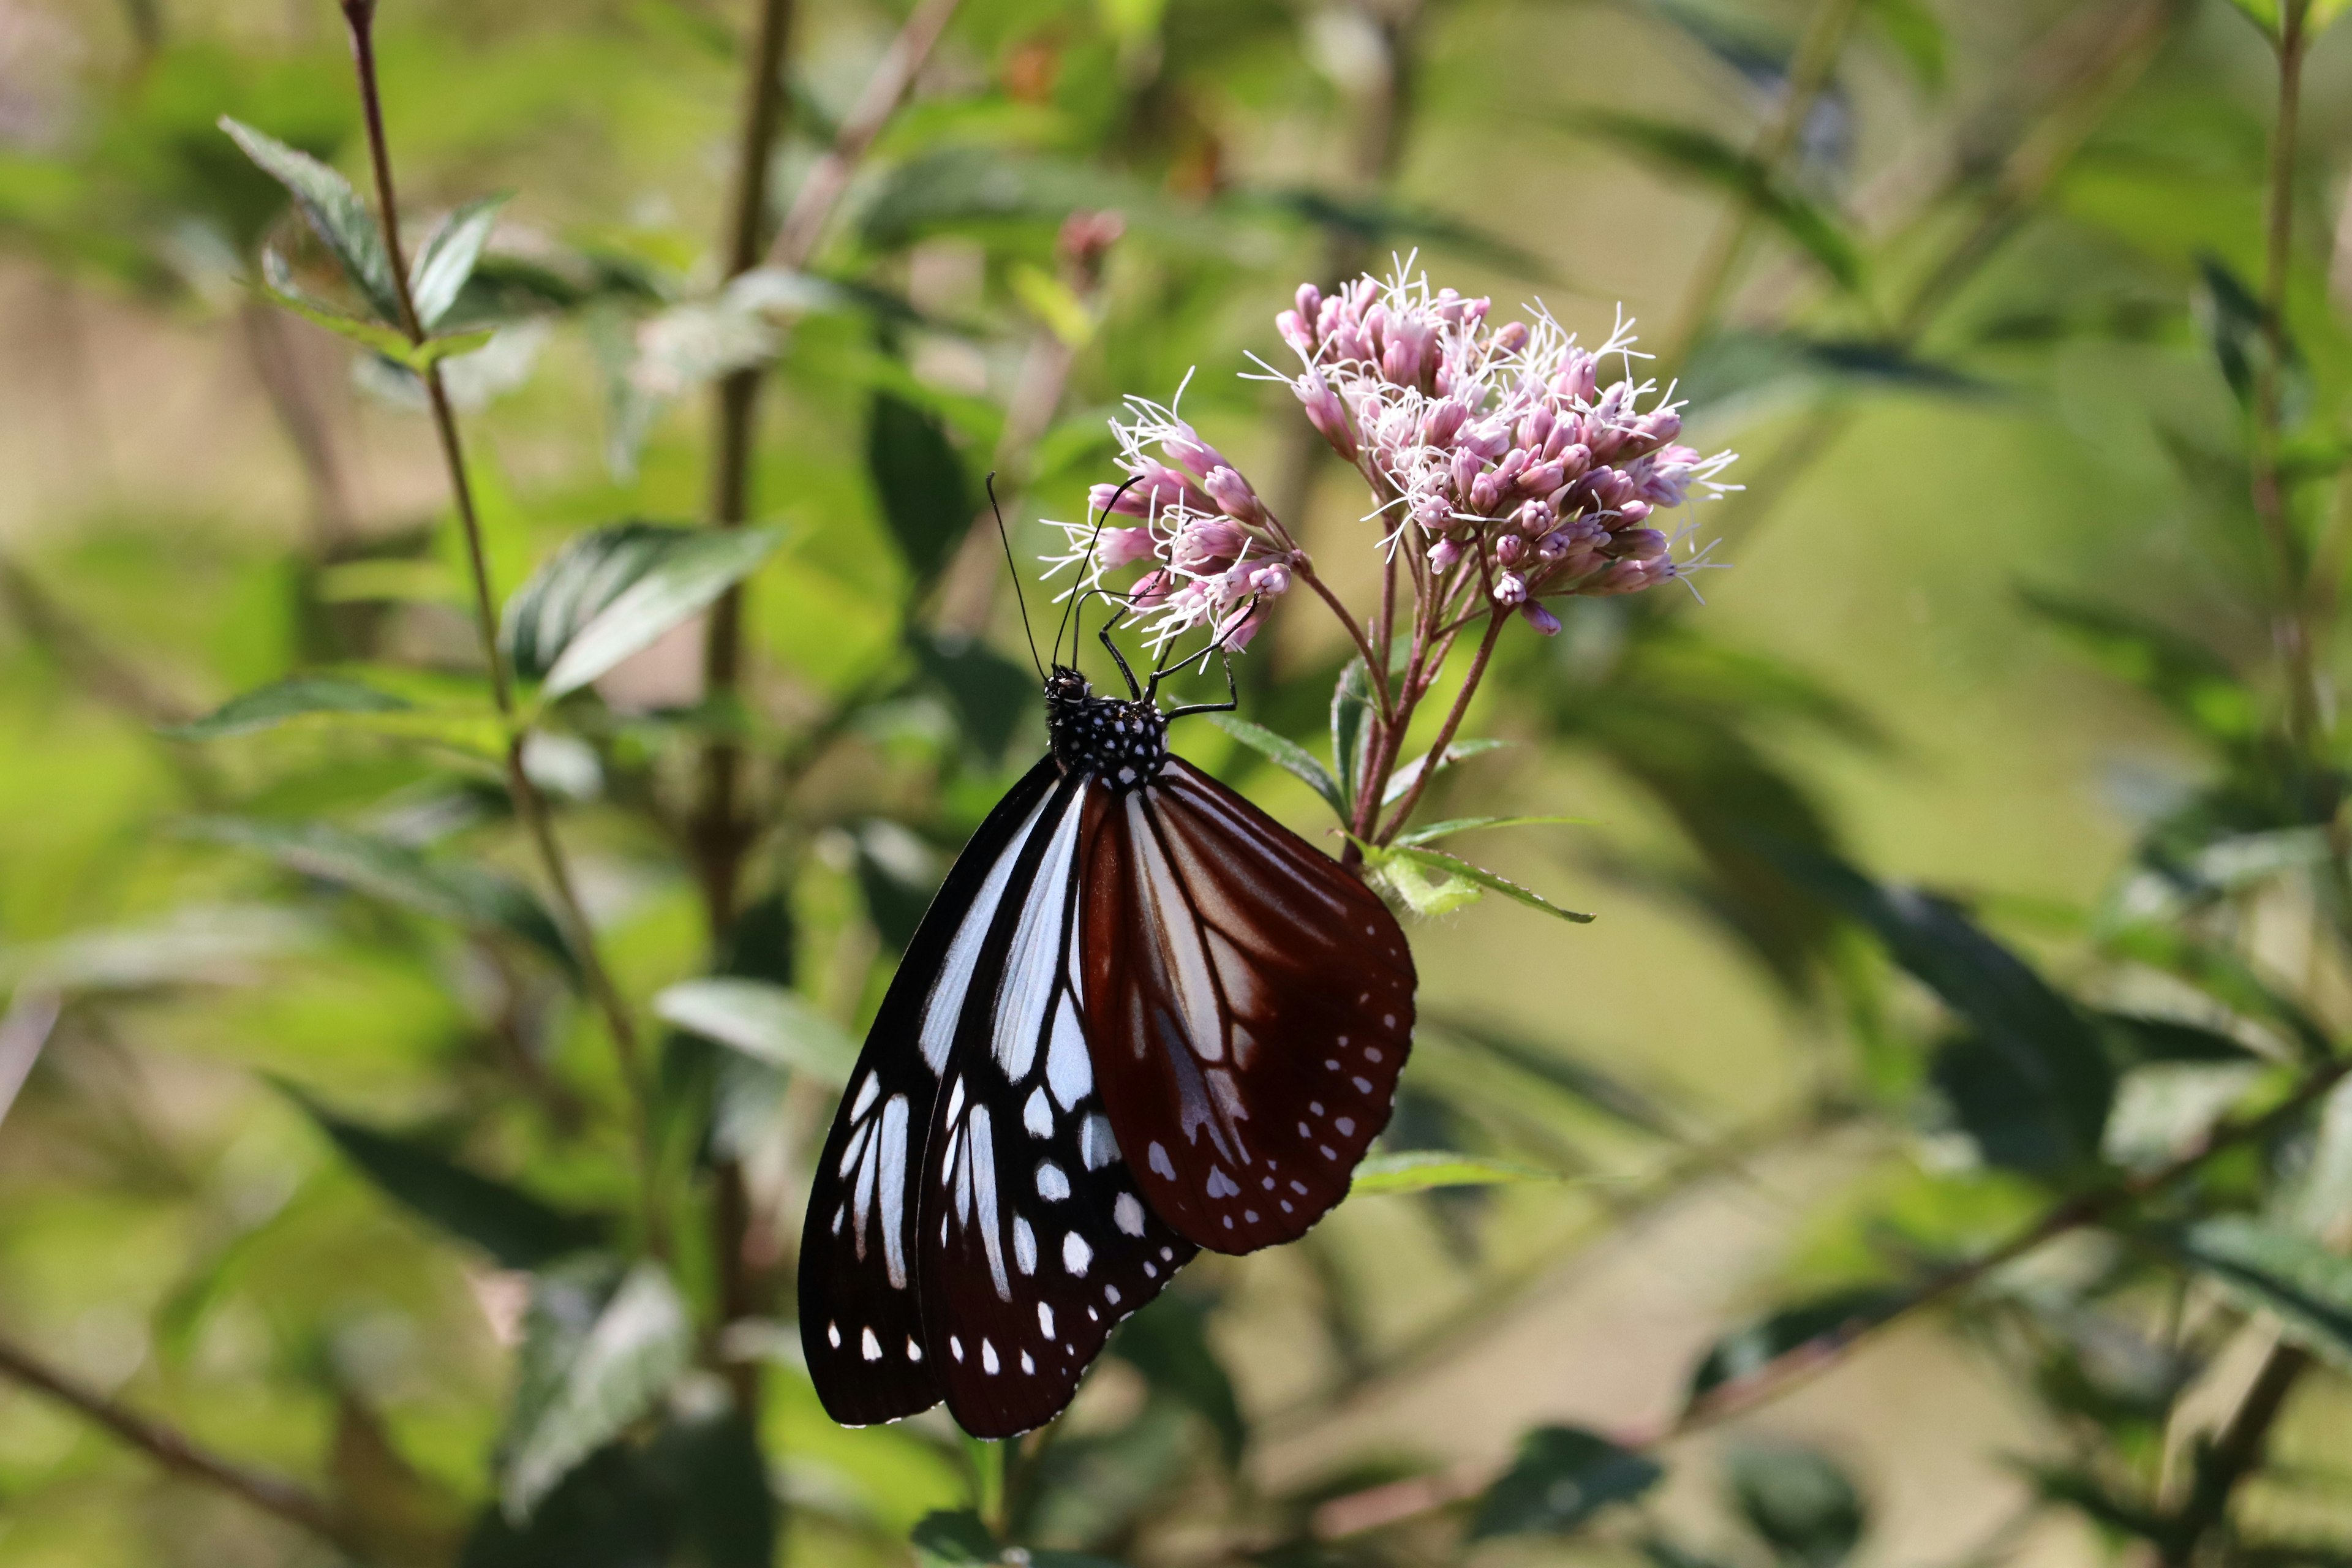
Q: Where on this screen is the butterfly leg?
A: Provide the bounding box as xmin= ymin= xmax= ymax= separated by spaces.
xmin=1163 ymin=649 xmax=1238 ymax=719
xmin=1096 ymin=608 xmax=1144 ymax=701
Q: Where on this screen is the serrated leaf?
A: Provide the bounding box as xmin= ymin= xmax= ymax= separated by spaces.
xmin=1724 ymin=1445 xmax=1866 ymax=1568
xmin=868 ymin=393 xmax=972 ymax=589
xmin=411 ymin=195 xmax=508 ymax=330
xmin=502 ymin=523 xmax=783 ymax=698
xmin=1580 ymin=113 xmax=1861 ymax=290
xmin=1109 ymin=1293 xmax=1245 ymax=1470
xmin=1688 ymin=1287 xmax=1910 ymax=1407
xmin=1207 ymin=712 xmax=1346 ymax=821
xmin=255 ymin=279 xmax=493 ymax=371
xmin=652 ymin=978 xmax=857 ymax=1087
xmin=220 ymin=115 xmax=401 ymax=322
xmin=187 ymin=817 xmax=575 ymax=975
xmin=281 ymin=1085 xmax=608 ymax=1268
xmin=1350 ymin=1150 xmax=1559 ymax=1194
xmin=1375 ymin=850 xmax=1487 ymax=917
xmin=1381 ymin=737 xmax=1509 ymax=807
xmin=1469 ymin=1425 xmax=1662 ymax=1538
xmin=502 ymin=1264 xmax=694 ymax=1522
xmin=164 ymin=675 xmax=413 ymax=739
xmin=1384 ymin=845 xmax=1594 ymax=924
xmin=1765 ymin=848 xmax=2113 ymax=1172
xmin=2168 ymin=1216 xmax=2352 ymax=1371
xmin=1393 ymin=814 xmax=1589 ymax=848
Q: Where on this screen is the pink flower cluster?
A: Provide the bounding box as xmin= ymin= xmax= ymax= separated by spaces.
xmin=1267 ymin=266 xmax=1735 ymax=631
xmin=1043 ymin=379 xmax=1297 ymax=654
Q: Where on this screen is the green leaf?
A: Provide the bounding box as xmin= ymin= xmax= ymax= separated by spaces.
xmin=1393 ymin=814 xmax=1589 ymax=848
xmin=1860 ymin=0 xmax=1947 ymax=88
xmin=868 ymin=393 xmax=973 ymax=589
xmin=651 ymin=978 xmax=858 ymax=1087
xmin=280 ymin=1086 xmax=608 ymax=1269
xmin=1381 ymin=737 xmax=1509 ymax=807
xmin=1580 ymin=113 xmax=1861 ymax=290
xmin=1207 ymin=713 xmax=1346 ymax=821
xmin=501 ymin=523 xmax=783 ymax=698
xmin=1109 ymin=1293 xmax=1246 ymax=1470
xmin=2316 ymin=0 xmax=2352 ymax=33
xmin=2198 ymin=253 xmax=2307 ymax=421
xmin=219 ymin=115 xmax=401 ymax=322
xmin=857 ymin=148 xmax=1152 ymax=252
xmin=1426 ymin=1014 xmax=1678 ymax=1136
xmin=411 ymin=194 xmax=509 ymax=330
xmin=186 ymin=817 xmax=575 ymax=976
xmin=911 ymin=1512 xmax=1001 ymax=1567
xmin=2169 ymin=1216 xmax=2352 ymax=1371
xmin=1469 ymin=1425 xmax=1662 ymax=1538
xmin=1349 ymin=1150 xmax=1560 ymax=1194
xmin=255 ymin=276 xmax=494 ymax=371
xmin=1724 ymin=1445 xmax=1867 ymax=1568
xmin=1376 ymin=850 xmax=1487 ymax=917
xmin=2222 ymin=0 xmax=2282 ymax=36
xmin=502 ymin=1263 xmax=694 ymax=1522
xmin=1382 ymin=845 xmax=1595 ymax=924
xmin=1331 ymin=658 xmax=1376 ymax=812
xmin=163 ymin=674 xmax=412 ymax=739
xmin=914 ymin=631 xmax=1036 ymax=761
xmin=1687 ymin=1287 xmax=1910 ymax=1408
xmin=1764 ymin=848 xmax=2113 ymax=1172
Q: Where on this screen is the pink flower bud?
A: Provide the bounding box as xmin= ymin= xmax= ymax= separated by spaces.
xmin=1491 ymin=321 xmax=1529 ymax=355
xmin=1202 ymin=465 xmax=1263 ymax=524
xmin=1618 ymin=499 xmax=1653 ymax=524
xmin=1469 ymin=473 xmax=1502 ymax=513
xmin=1555 ymin=442 xmax=1591 ymax=481
xmin=1518 ymin=460 xmax=1566 ymax=497
xmin=1420 ymin=400 xmax=1468 ymax=448
xmin=1276 ymin=309 xmax=1313 ymax=357
xmin=1161 ymin=423 xmax=1231 ymax=483
xmin=1414 ymin=494 xmax=1454 ymax=531
xmin=1248 ymin=560 xmax=1292 ymax=597
xmin=1136 ymin=460 xmax=1216 ymax=514
xmin=1090 ymin=481 xmax=1149 ymax=518
xmin=1495 ymin=533 xmax=1527 ymax=566
xmin=1590 ymin=559 xmax=1658 ymax=595
xmin=1298 ymin=372 xmax=1357 ymax=460
xmin=1491 ymin=571 xmax=1528 ymax=606
xmin=1428 ymin=537 xmax=1461 ymax=571
xmin=1224 ymin=607 xmax=1267 ymax=650
xmin=1171 ymin=518 xmax=1246 ymax=573
xmin=1096 ymin=526 xmax=1158 ymax=568
xmin=1451 ymin=448 xmax=1482 ymax=494
xmin=1512 ymin=500 xmax=1553 ymax=533
xmin=1130 ymin=568 xmax=1173 ymax=608
xmin=1518 ymin=407 xmax=1555 ymax=452
xmin=1582 ymin=413 xmax=1625 ymax=464
xmin=1638 ymin=408 xmax=1681 ymax=447
xmin=1553 ymin=353 xmax=1599 ymax=404
xmin=1520 ymin=600 xmax=1562 ymax=635
xmin=1295 ymin=282 xmax=1323 ymax=326
xmin=1605 ymin=528 xmax=1668 ymax=564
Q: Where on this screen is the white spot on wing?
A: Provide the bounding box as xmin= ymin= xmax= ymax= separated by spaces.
xmin=861 ymin=1327 xmax=881 ymax=1361
xmin=1148 ymin=1142 xmax=1175 ymax=1180
xmin=1036 ymin=1160 xmax=1071 ymax=1202
xmin=1023 ymin=1086 xmax=1053 ymax=1139
xmin=908 ymin=1337 xmax=923 ymax=1362
xmin=827 ymin=1321 xmax=840 ymax=1349
xmin=1038 ymin=1302 xmax=1056 ymax=1340
xmin=837 ymin=1119 xmax=873 ymax=1178
xmin=1013 ymin=1216 xmax=1037 ymax=1275
xmin=1063 ymin=1232 xmax=1092 ymax=1274
xmin=1114 ymin=1193 xmax=1145 ymax=1237
xmin=1078 ymin=1113 xmax=1118 ymax=1170
xmin=981 ymin=1339 xmax=1000 ymax=1374
xmin=1045 ymin=998 xmax=1092 ymax=1109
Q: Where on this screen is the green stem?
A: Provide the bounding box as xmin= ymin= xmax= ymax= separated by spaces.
xmin=339 ymin=0 xmax=664 ymax=1252
xmin=2252 ymin=1 xmax=2315 ymax=750
xmin=2161 ymin=1341 xmax=2311 ymax=1566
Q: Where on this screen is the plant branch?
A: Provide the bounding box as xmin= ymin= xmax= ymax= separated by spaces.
xmin=0 ymin=1330 xmax=360 ymax=1553
xmin=339 ymin=0 xmax=662 ymax=1247
xmin=1657 ymin=0 xmax=1863 ymax=373
xmin=2163 ymin=1341 xmax=2312 ymax=1566
xmin=1373 ymin=607 xmax=1504 ymax=842
xmin=2252 ymin=0 xmax=2315 ymax=749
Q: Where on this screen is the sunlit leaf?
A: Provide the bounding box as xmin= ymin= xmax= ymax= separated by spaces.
xmin=652 ymin=978 xmax=858 ymax=1086
xmin=281 ymin=1085 xmax=608 ymax=1269
xmin=1382 ymin=845 xmax=1595 ymax=924
xmin=1349 ymin=1150 xmax=1559 ymax=1193
xmin=869 ymin=393 xmax=973 ymax=590
xmin=164 ymin=674 xmax=413 ymax=739
xmin=219 ymin=115 xmax=400 ymax=322
xmin=1687 ymin=1287 xmax=1909 ymax=1408
xmin=256 ymin=272 xmax=494 ymax=370
xmin=502 ymin=522 xmax=783 ymax=698
xmin=502 ymin=1263 xmax=694 ymax=1522
xmin=1208 ymin=712 xmax=1346 ymax=821
xmin=412 ymin=194 xmax=510 ymax=330
xmin=2221 ymin=0 xmax=2282 ymax=36
xmin=1393 ymin=814 xmax=1589 ymax=848
xmin=1724 ymin=1445 xmax=1867 ymax=1568
xmin=1469 ymin=1425 xmax=1662 ymax=1538
xmin=186 ymin=817 xmax=575 ymax=975
xmin=2168 ymin=1216 xmax=2352 ymax=1371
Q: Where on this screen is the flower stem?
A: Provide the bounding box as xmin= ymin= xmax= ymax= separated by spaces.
xmin=1373 ymin=608 xmax=1504 ymax=843
xmin=339 ymin=1 xmax=663 ymax=1251
xmin=0 ymin=1330 xmax=361 ymax=1554
xmin=2251 ymin=0 xmax=2315 ymax=750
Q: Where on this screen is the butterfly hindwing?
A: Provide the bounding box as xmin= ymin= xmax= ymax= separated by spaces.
xmin=918 ymin=774 xmax=1196 ymax=1438
xmin=798 ymin=757 xmax=1062 ymax=1428
xmin=1080 ymin=758 xmax=1417 ymax=1253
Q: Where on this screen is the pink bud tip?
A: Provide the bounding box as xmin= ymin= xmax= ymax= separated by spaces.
xmin=1491 ymin=572 xmax=1528 ymax=606
xmin=1095 ymin=527 xmax=1158 ymax=568
xmin=1520 ymin=601 xmax=1562 ymax=636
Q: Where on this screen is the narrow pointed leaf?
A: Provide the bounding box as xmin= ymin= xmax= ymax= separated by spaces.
xmin=502 ymin=1264 xmax=694 ymax=1521
xmin=164 ymin=676 xmax=413 ymax=740
xmin=1393 ymin=814 xmax=1590 ymax=848
xmin=219 ymin=116 xmax=401 ymax=322
xmin=1331 ymin=658 xmax=1375 ymax=811
xmin=411 ymin=194 xmax=509 ymax=329
xmin=1579 ymin=113 xmax=1862 ymax=290
xmin=1725 ymin=1446 xmax=1867 ymax=1568
xmin=503 ymin=524 xmax=784 ymax=697
xmin=1470 ymin=1425 xmax=1662 ymax=1538
xmin=1385 ymin=845 xmax=1594 ymax=923
xmin=1208 ymin=712 xmax=1346 ymax=821
xmin=2168 ymin=1216 xmax=2352 ymax=1371
xmin=652 ymin=978 xmax=858 ymax=1086
xmin=1349 ymin=1150 xmax=1559 ymax=1194
xmin=867 ymin=392 xmax=971 ymax=589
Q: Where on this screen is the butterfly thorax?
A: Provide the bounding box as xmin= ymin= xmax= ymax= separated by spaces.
xmin=1044 ymin=668 xmax=1168 ymax=793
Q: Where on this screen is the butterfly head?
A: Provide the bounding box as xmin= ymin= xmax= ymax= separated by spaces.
xmin=1044 ymin=665 xmax=1168 ymax=792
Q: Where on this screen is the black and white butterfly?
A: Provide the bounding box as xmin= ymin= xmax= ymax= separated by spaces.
xmin=798 ymin=540 xmax=1417 ymax=1438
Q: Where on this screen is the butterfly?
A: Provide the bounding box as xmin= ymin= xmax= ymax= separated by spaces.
xmin=797 ymin=511 xmax=1417 ymax=1439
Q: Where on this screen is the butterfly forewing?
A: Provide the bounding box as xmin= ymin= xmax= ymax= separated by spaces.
xmin=1080 ymin=759 xmax=1417 ymax=1253
xmin=918 ymin=774 xmax=1196 ymax=1437
xmin=799 ymin=758 xmax=1063 ymax=1428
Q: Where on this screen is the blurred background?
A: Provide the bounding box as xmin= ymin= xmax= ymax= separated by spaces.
xmin=1 ymin=1 xmax=2350 ymax=1565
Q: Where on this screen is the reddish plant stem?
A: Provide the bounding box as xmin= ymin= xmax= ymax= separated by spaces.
xmin=1373 ymin=607 xmax=1504 ymax=843
xmin=0 ymin=1331 xmax=361 ymax=1554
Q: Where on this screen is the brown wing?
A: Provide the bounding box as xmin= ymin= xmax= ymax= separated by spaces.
xmin=1080 ymin=758 xmax=1417 ymax=1253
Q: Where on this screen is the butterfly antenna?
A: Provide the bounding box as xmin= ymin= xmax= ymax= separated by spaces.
xmin=987 ymin=473 xmax=1046 ymax=681
xmin=1146 ymin=594 xmax=1257 ymax=704
xmin=1054 ymin=476 xmax=1142 ymax=668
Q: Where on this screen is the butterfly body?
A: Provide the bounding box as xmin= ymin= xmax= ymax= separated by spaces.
xmin=801 ymin=666 xmax=1415 ymax=1438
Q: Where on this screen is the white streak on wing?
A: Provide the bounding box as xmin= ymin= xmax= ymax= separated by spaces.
xmin=919 ymin=794 xmax=1052 ymax=1075
xmin=1125 ymin=796 xmax=1224 ymax=1062
xmin=1079 ymin=1112 xmax=1118 ymax=1170
xmin=850 ymin=1071 xmax=880 ymax=1120
xmin=852 ymin=1133 xmax=879 ymax=1259
xmin=1013 ymin=1216 xmax=1036 ymax=1275
xmin=954 ymin=1132 xmax=973 ymax=1224
xmin=992 ymin=791 xmax=1085 ymax=1084
xmin=968 ymin=1104 xmax=1010 ymax=1300
xmin=838 ymin=1118 xmax=873 ymax=1178
xmin=878 ymin=1095 xmax=910 ymax=1289
xmin=1045 ymin=997 xmax=1092 ymax=1110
